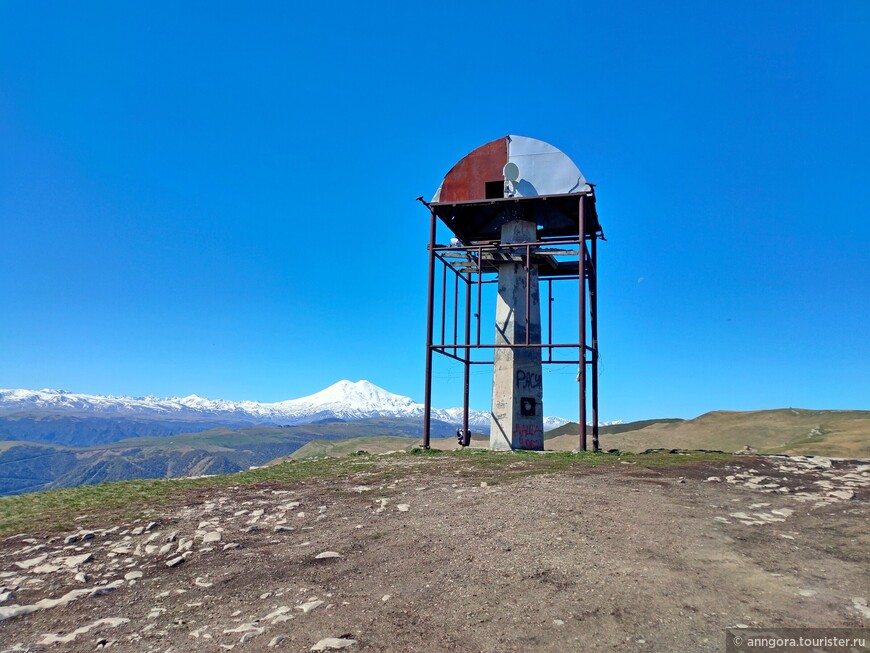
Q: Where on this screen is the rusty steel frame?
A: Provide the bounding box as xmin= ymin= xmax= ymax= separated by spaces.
xmin=422 ymin=202 xmax=602 ymax=452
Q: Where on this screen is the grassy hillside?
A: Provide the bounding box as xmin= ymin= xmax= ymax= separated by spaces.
xmin=548 ymin=409 xmax=870 ymax=457
xmin=0 ymin=417 xmax=458 ymax=495
xmin=544 ymin=418 xmax=684 ymax=440
xmin=288 ymin=410 xmax=869 ymax=460
xmin=0 ymin=448 xmax=733 ymax=536
xmin=3 ymin=409 xmax=866 ymax=494
xmin=284 ymin=436 xmax=420 ymax=460
xmin=283 ymin=433 xmax=491 ymax=461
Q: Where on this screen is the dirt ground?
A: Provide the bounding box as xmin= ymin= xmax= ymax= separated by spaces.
xmin=1 ymin=453 xmax=868 ymax=652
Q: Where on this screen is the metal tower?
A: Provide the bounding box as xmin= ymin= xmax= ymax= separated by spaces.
xmin=420 ymin=135 xmax=604 ymax=451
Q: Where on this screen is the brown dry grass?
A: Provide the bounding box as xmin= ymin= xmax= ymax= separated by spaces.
xmin=547 ymin=409 xmax=870 ymax=457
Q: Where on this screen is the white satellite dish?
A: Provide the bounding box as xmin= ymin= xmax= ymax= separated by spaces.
xmin=503 ymin=161 xmax=520 ymax=182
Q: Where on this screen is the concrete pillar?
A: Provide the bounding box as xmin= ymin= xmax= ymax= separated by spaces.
xmin=490 ymin=220 xmax=544 ymax=450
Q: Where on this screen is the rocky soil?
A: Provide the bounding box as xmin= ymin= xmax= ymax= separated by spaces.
xmin=1 ymin=453 xmax=868 ymax=652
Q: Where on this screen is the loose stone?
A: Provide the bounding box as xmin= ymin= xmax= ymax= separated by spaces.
xmin=311 ymin=637 xmax=356 ymax=651
xmin=296 ymin=599 xmax=324 ymax=613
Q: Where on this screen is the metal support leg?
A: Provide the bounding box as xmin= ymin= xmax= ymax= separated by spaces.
xmin=578 ymin=199 xmax=587 ymax=452
xmin=423 ymin=209 xmax=437 ymax=449
xmin=463 ymin=273 xmax=472 ymax=440
xmin=590 ymin=233 xmax=600 ymax=452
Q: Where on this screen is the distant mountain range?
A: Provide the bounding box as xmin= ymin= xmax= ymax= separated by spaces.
xmin=0 ymin=380 xmax=571 ymax=447
xmin=0 ymin=417 xmax=463 ymax=495
xmin=2 ymin=386 xmax=865 ymax=496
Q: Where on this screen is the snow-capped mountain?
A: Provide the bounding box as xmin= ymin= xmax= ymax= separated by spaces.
xmin=0 ymin=381 xmax=570 ymax=433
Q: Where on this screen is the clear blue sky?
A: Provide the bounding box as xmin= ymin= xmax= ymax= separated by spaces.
xmin=1 ymin=1 xmax=868 ymax=422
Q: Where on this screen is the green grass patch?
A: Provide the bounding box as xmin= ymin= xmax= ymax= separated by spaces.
xmin=0 ymin=456 xmax=377 ymax=536
xmin=0 ymin=449 xmax=736 ymax=536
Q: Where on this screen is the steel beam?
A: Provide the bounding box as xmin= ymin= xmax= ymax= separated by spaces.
xmin=590 ymin=231 xmax=600 ymax=452
xmin=463 ymin=272 xmax=471 ymax=438
xmin=578 ymin=198 xmax=587 ymax=452
xmin=423 ymin=208 xmax=437 ymax=449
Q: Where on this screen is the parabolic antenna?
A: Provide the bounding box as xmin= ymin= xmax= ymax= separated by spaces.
xmin=432 ymin=135 xmax=589 ymax=203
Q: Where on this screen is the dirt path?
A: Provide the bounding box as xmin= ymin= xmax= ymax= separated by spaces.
xmin=1 ymin=454 xmax=868 ymax=652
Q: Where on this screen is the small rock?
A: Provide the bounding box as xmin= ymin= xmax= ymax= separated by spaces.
xmin=381 ymin=594 xmax=391 ymax=602
xmin=269 ymin=635 xmax=287 ymax=647
xmin=798 ymin=589 xmax=817 ymax=597
xmin=274 ymin=525 xmax=294 ymax=533
xmin=125 ymin=571 xmax=144 ymax=581
xmin=396 ymin=504 xmax=410 ymax=512
xmin=64 ymin=534 xmax=79 ymax=545
xmin=263 ymin=606 xmax=292 ymax=621
xmin=223 ymin=543 xmax=241 ymax=551
xmin=240 ymin=629 xmax=264 ymax=644
xmin=296 ymin=599 xmax=324 ymax=613
xmin=202 ymin=532 xmax=222 ymax=544
xmin=314 ymin=551 xmax=342 ymax=560
xmin=851 ymin=597 xmax=870 ymax=620
xmin=32 ymin=563 xmax=63 ymax=574
xmin=64 ymin=553 xmax=93 ymax=568
xmin=14 ymin=554 xmax=48 ymax=570
xmin=311 ymin=637 xmax=356 ymax=651
xmin=37 ymin=617 xmax=129 ymax=645
xmin=828 ymin=489 xmax=855 ymax=500
xmin=166 ymin=556 xmax=186 ymax=568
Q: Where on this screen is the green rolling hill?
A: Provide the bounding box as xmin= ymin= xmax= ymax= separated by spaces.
xmin=2 ymin=409 xmax=866 ymax=495
xmin=547 ymin=409 xmax=870 ymax=457
xmin=0 ymin=417 xmax=458 ymax=495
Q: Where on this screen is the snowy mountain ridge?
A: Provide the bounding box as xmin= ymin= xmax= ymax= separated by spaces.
xmin=0 ymin=381 xmax=572 ymax=432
